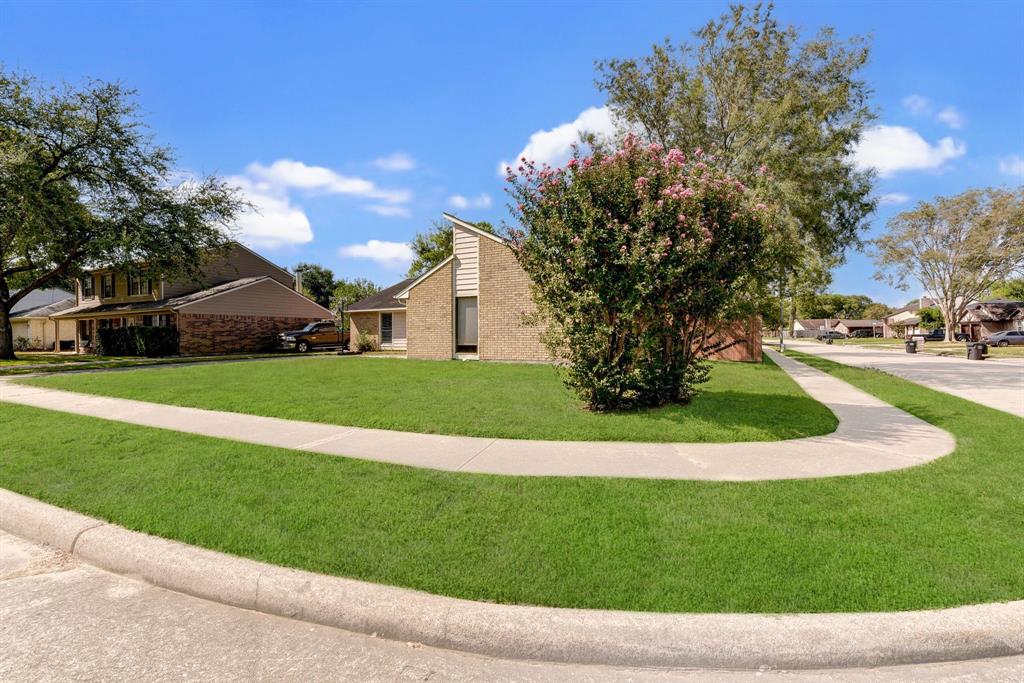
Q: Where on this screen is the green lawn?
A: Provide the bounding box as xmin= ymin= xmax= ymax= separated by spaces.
xmin=1 ymin=351 xmax=1022 ymax=613
xmin=20 ymin=356 xmax=837 ymax=443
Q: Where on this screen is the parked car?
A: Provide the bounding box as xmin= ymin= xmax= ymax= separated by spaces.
xmin=980 ymin=330 xmax=1024 ymax=347
xmin=850 ymin=329 xmax=882 ymax=338
xmin=279 ymin=320 xmax=347 ymax=353
xmin=914 ymin=328 xmax=970 ymax=342
xmin=816 ymin=330 xmax=847 ymax=340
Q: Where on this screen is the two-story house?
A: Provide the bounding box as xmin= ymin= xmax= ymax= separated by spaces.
xmin=52 ymin=242 xmax=333 ymax=355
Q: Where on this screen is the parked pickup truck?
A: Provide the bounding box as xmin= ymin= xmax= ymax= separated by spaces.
xmin=279 ymin=320 xmax=347 ymax=353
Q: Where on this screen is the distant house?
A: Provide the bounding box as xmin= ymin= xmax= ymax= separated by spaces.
xmin=882 ymin=297 xmax=936 ymax=338
xmin=52 ymin=242 xmax=333 ymax=355
xmin=792 ymin=319 xmax=830 ymax=338
xmin=833 ymin=319 xmax=883 ymax=337
xmin=957 ymin=300 xmax=1024 ymax=341
xmin=9 ymin=288 xmax=76 ymax=351
xmin=348 ymin=213 xmax=763 ymax=362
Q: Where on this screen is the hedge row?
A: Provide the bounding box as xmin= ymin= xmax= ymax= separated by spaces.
xmin=96 ymin=326 xmax=179 ymax=357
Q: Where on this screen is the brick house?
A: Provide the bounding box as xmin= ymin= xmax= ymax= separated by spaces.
xmin=957 ymin=300 xmax=1024 ymax=341
xmin=52 ymin=242 xmax=333 ymax=355
xmin=882 ymin=297 xmax=936 ymax=338
xmin=348 ymin=214 xmax=762 ymax=362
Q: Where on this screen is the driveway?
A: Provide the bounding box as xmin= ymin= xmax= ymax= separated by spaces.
xmin=3 ymin=530 xmax=1022 ymax=682
xmin=786 ymin=340 xmax=1024 ymax=418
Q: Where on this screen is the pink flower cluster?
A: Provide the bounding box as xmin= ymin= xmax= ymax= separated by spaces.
xmin=662 ymin=184 xmax=696 ymax=201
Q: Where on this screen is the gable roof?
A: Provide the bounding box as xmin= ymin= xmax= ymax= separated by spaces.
xmin=795 ymin=319 xmax=830 ymax=330
xmin=11 ymin=297 xmax=77 ymax=320
xmin=347 ymin=278 xmax=416 ymax=311
xmin=964 ymin=299 xmax=1024 ymax=322
xmin=53 ymin=277 xmax=275 ymax=318
xmin=9 ymin=288 xmax=74 ymax=318
xmin=394 ymin=255 xmax=455 ymax=300
xmin=442 ymin=212 xmax=508 ymax=244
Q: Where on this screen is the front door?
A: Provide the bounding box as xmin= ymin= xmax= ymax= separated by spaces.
xmin=456 ymin=297 xmax=478 ymax=352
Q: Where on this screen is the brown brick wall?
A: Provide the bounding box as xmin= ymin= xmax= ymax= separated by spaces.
xmin=406 ymin=260 xmax=453 ymax=359
xmin=478 ymin=238 xmax=551 ymax=362
xmin=177 ymin=313 xmax=319 ymax=355
xmin=348 ymin=312 xmax=380 ymax=350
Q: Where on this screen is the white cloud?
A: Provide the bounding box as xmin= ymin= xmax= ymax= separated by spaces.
xmin=372 ymin=153 xmax=416 ymax=172
xmin=902 ymin=94 xmax=933 ymax=116
xmin=852 ymin=125 xmax=966 ymax=177
xmin=901 ymin=94 xmax=967 ymax=130
xmin=498 ymin=105 xmax=617 ymax=176
xmin=998 ymin=155 xmax=1024 ymax=178
xmin=227 ymin=175 xmax=314 ymax=249
xmin=338 ymin=240 xmax=414 ymax=267
xmin=878 ymin=192 xmax=911 ymax=205
xmin=448 ymin=193 xmax=492 ymax=210
xmin=246 ymin=159 xmax=410 ymax=204
xmin=936 ymin=106 xmax=966 ymax=130
xmin=365 ymin=204 xmax=412 ymax=218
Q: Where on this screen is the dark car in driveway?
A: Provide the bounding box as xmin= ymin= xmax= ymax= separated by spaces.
xmin=914 ymin=328 xmax=970 ymax=342
xmin=981 ymin=330 xmax=1024 ymax=347
xmin=279 ymin=320 xmax=347 ymax=353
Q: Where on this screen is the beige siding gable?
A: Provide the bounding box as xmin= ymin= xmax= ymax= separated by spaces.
xmin=453 ymin=226 xmax=479 ymax=297
xmin=176 ymin=279 xmax=331 ymax=318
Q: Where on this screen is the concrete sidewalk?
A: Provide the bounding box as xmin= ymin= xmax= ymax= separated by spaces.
xmin=0 ymin=349 xmax=955 ymax=481
xmin=785 ymin=340 xmax=1024 ymax=418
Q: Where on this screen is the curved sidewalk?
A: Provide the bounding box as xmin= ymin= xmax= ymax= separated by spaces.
xmin=2 ymin=489 xmax=1022 ymax=670
xmin=0 ymin=349 xmax=954 ymax=481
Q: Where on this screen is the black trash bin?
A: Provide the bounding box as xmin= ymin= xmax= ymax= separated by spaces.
xmin=967 ymin=343 xmax=987 ymax=361
xmin=905 ymin=340 xmax=917 ymax=354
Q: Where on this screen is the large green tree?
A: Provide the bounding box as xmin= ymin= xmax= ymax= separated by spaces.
xmin=407 ymin=219 xmax=494 ymax=277
xmin=796 ymin=293 xmax=874 ymax=320
xmin=873 ymin=188 xmax=1024 ymax=341
xmin=0 ymin=70 xmax=245 ymax=359
xmin=294 ymin=261 xmax=335 ymax=308
xmin=987 ymin=277 xmax=1024 ymax=301
xmin=595 ymin=2 xmax=876 ymax=272
xmin=330 ymin=277 xmax=381 ymax=329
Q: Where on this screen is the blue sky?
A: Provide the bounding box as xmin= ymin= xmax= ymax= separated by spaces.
xmin=2 ymin=0 xmax=1022 ymax=305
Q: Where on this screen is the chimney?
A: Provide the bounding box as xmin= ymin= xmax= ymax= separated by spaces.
xmin=294 ymin=271 xmax=303 ymax=293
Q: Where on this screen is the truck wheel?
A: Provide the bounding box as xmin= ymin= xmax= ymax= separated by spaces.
xmin=297 ymin=340 xmax=311 ymax=353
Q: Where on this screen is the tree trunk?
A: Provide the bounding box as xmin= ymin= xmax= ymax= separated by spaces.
xmin=0 ymin=306 xmax=15 ymax=360
xmin=940 ymin=299 xmax=957 ymax=342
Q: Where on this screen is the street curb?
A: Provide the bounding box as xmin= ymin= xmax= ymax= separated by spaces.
xmin=3 ymin=489 xmax=1022 ymax=670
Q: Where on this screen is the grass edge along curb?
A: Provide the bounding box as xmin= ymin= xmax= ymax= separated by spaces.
xmin=2 ymin=488 xmax=1022 ymax=670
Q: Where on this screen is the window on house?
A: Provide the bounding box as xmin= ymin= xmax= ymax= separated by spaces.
xmin=129 ymin=276 xmax=152 ymax=296
xmin=381 ymin=313 xmax=393 ymax=345
xmin=456 ymin=297 xmax=478 ymax=353
xmin=81 ymin=276 xmax=95 ymax=298
xmin=101 ymin=274 xmax=114 ymax=298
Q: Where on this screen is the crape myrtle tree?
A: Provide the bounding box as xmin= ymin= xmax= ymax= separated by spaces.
xmin=0 ymin=70 xmax=245 ymax=359
xmin=873 ymin=188 xmax=1024 ymax=342
xmin=596 ymin=3 xmax=877 ymax=292
xmin=506 ymin=137 xmax=779 ymax=411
